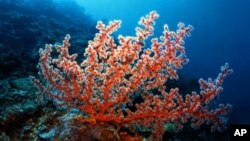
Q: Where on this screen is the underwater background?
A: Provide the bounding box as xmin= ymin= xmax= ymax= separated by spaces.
xmin=0 ymin=0 xmax=250 ymax=140
xmin=75 ymin=0 xmax=250 ymax=124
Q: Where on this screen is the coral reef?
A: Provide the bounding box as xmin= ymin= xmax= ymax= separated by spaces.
xmin=0 ymin=0 xmax=96 ymax=79
xmin=31 ymin=11 xmax=233 ymax=140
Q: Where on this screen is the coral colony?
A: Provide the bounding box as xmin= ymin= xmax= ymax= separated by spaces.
xmin=31 ymin=11 xmax=233 ymax=140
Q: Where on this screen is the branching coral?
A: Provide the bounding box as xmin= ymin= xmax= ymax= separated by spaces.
xmin=31 ymin=11 xmax=233 ymax=140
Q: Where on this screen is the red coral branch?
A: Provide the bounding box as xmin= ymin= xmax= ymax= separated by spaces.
xmin=31 ymin=11 xmax=233 ymax=140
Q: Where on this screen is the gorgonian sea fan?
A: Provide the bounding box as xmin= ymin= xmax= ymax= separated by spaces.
xmin=31 ymin=11 xmax=233 ymax=140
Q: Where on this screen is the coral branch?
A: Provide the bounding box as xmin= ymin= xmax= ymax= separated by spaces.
xmin=31 ymin=11 xmax=232 ymax=140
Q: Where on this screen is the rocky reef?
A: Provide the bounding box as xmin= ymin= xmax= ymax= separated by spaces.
xmin=0 ymin=0 xmax=97 ymax=79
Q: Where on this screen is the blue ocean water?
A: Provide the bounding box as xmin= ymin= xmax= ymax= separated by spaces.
xmin=75 ymin=0 xmax=250 ymax=124
xmin=1 ymin=1 xmax=250 ymax=139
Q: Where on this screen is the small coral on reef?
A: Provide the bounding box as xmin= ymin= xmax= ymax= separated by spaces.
xmin=31 ymin=11 xmax=233 ymax=140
